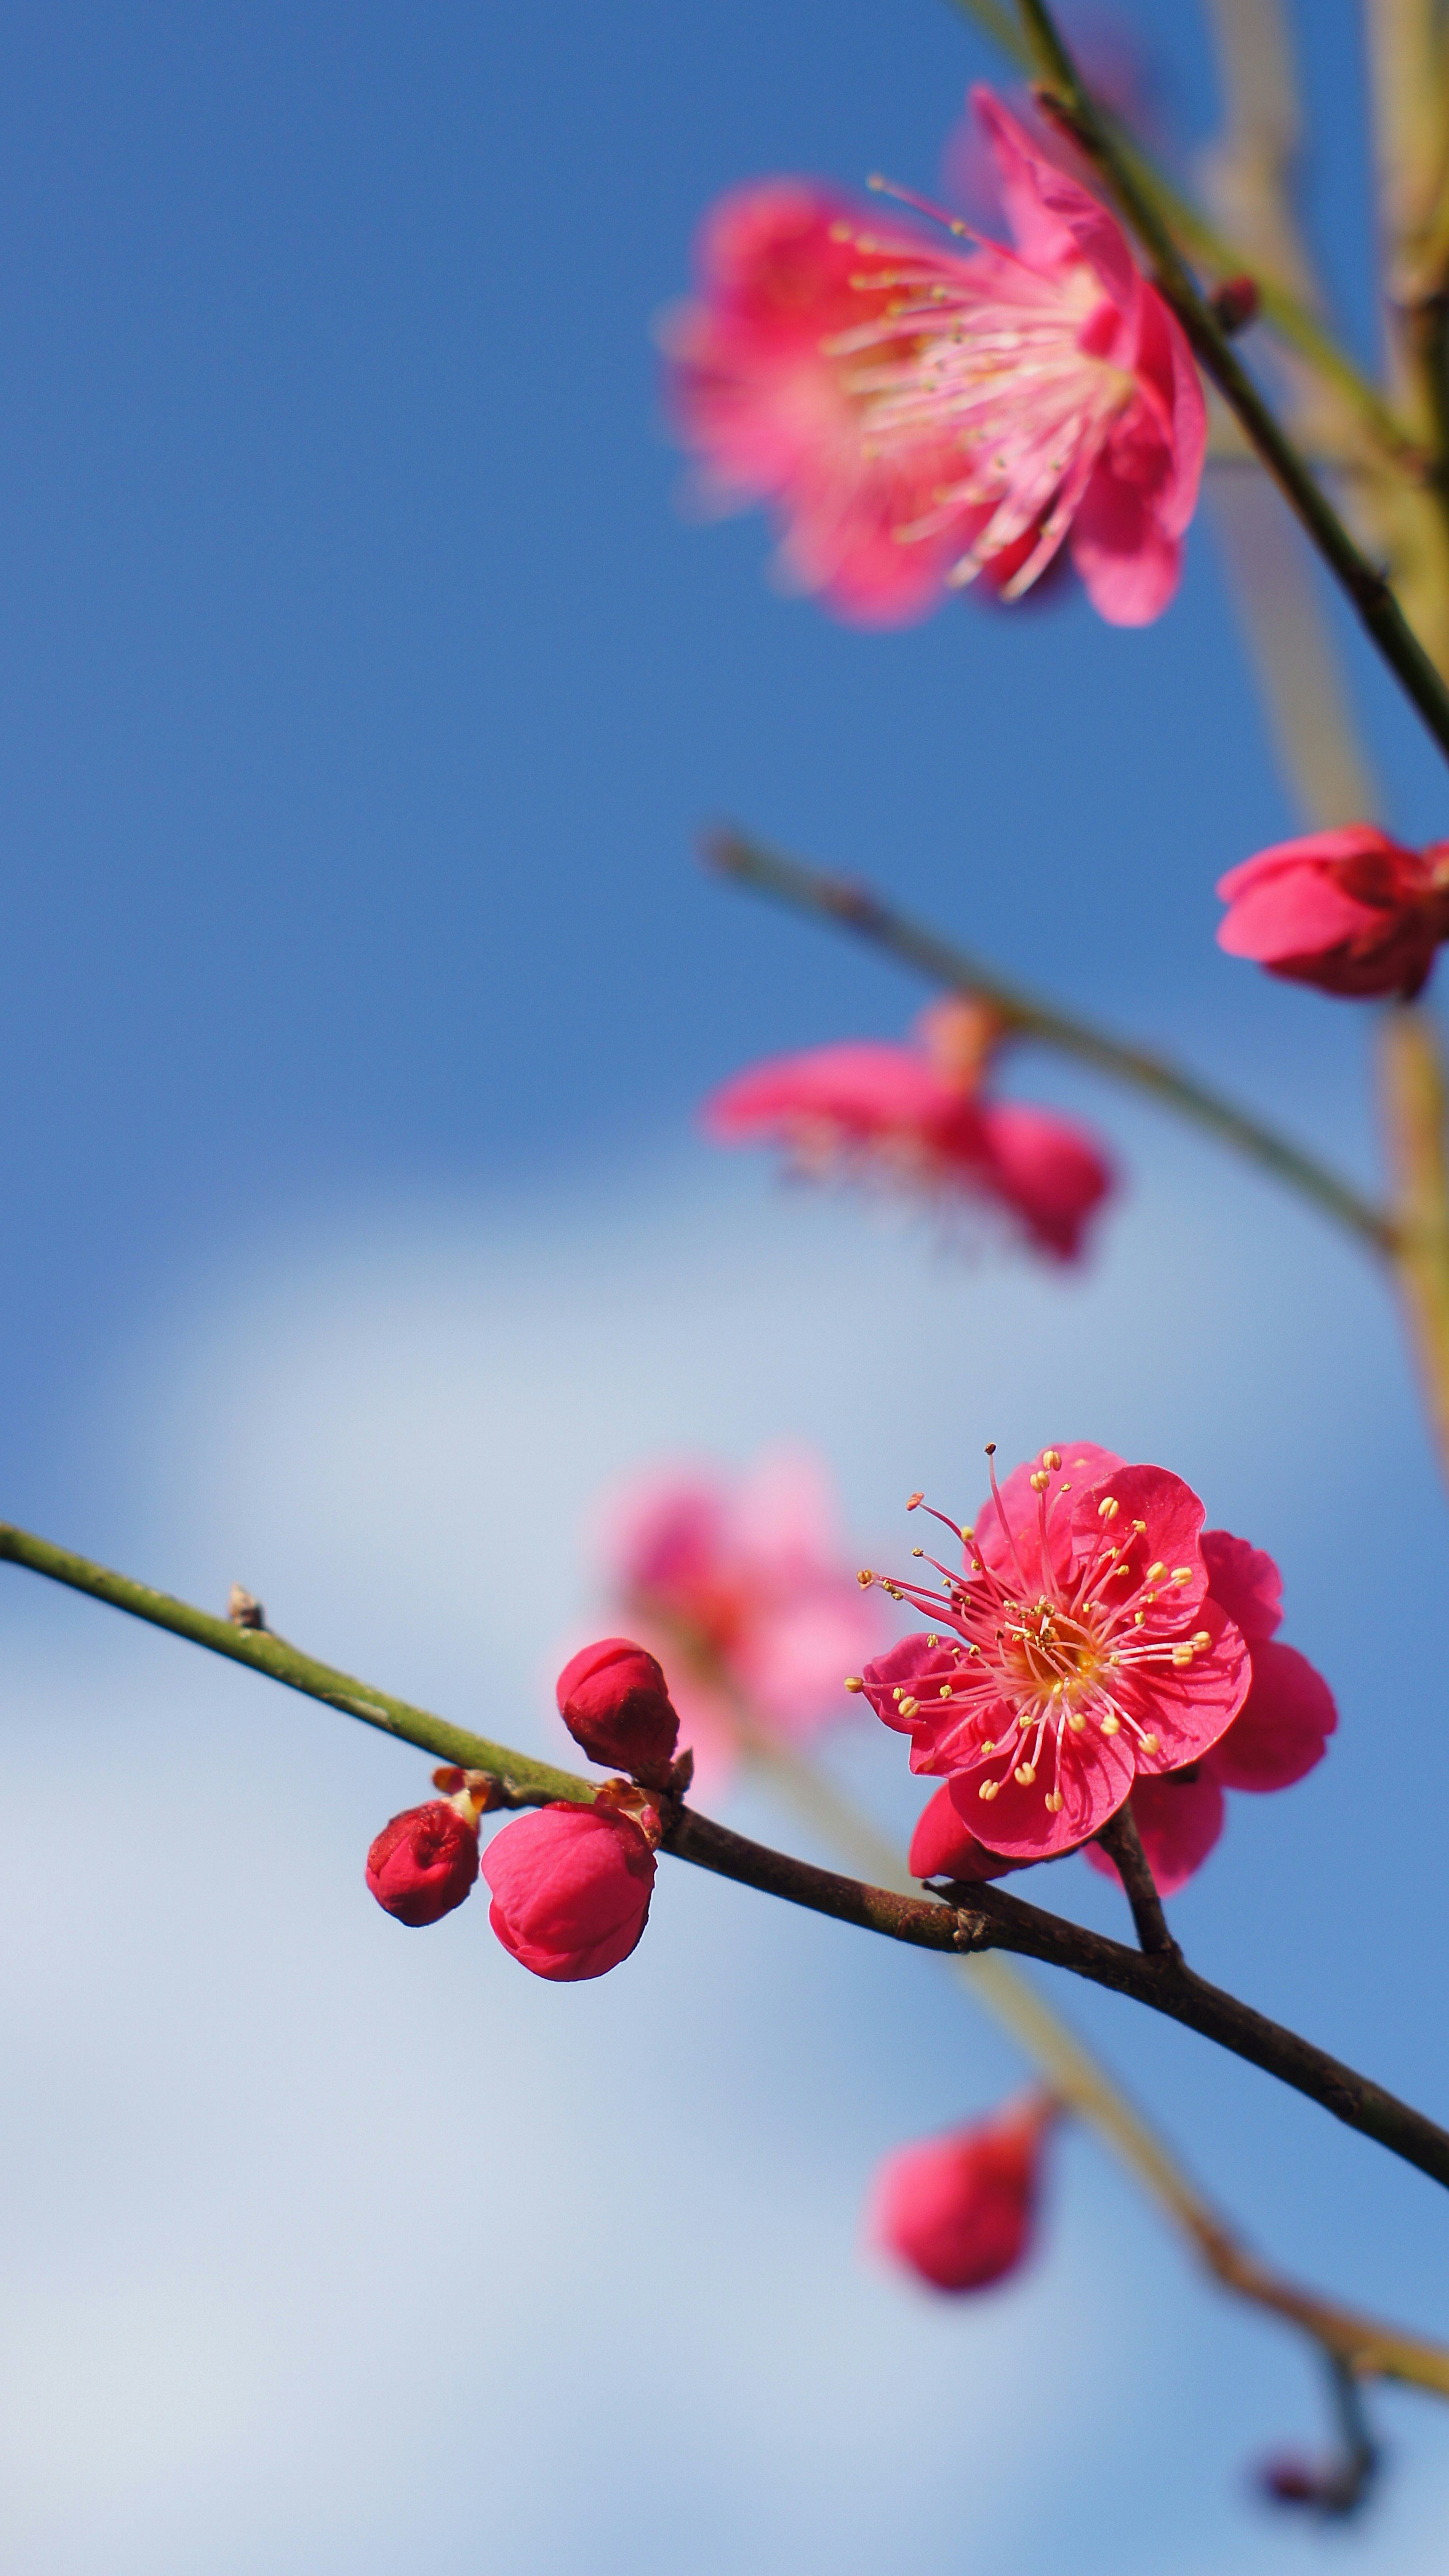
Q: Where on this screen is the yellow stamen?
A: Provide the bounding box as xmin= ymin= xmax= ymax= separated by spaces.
xmin=1045 ymin=1790 xmax=1064 ymax=1812
xmin=844 ymin=1676 xmax=864 ymax=1694
xmin=1014 ymin=1763 xmax=1036 ymax=1786
xmin=1100 ymin=1714 xmax=1121 ymax=1736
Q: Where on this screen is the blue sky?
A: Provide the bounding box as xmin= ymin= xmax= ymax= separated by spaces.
xmin=3 ymin=2 xmax=1449 ymax=2568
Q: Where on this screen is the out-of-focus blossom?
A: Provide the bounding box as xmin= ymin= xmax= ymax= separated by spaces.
xmin=860 ymin=1442 xmax=1250 ymax=1862
xmin=589 ymin=1446 xmax=884 ymax=1792
xmin=366 ymin=1798 xmax=480 ymax=1928
xmin=663 ymin=88 xmax=1205 ymax=626
xmin=704 ymin=998 xmax=1113 ymax=1263
xmin=1217 ymin=825 xmax=1449 ymax=1000
xmin=556 ymin=1637 xmax=680 ymax=1786
xmin=869 ymin=2096 xmax=1054 ymax=2291
xmin=482 ymin=1800 xmax=657 ymax=1982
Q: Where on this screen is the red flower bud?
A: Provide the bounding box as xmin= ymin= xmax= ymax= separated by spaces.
xmin=482 ymin=1800 xmax=656 ymax=1981
xmin=869 ymin=2098 xmax=1053 ymax=2292
xmin=366 ymin=1800 xmax=480 ymax=1927
xmin=1209 ymin=273 xmax=1259 ymax=334
xmin=555 ymin=1637 xmax=680 ymax=1782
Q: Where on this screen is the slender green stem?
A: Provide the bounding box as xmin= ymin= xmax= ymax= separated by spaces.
xmin=1014 ymin=0 xmax=1449 ymax=775
xmin=944 ymin=0 xmax=1422 ymax=466
xmin=702 ymin=829 xmax=1393 ymax=1252
xmin=8 ymin=1515 xmax=1449 ymax=2222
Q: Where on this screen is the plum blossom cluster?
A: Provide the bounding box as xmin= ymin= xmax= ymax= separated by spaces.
xmin=854 ymin=1440 xmax=1334 ymax=1894
xmin=365 ymin=1639 xmax=693 ymax=1982
xmin=665 ymin=88 xmax=1205 ymax=628
xmin=705 ymin=998 xmax=1113 ymax=1261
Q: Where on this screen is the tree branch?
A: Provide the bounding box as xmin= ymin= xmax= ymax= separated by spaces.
xmin=5 ymin=1515 xmax=1449 ymax=2218
xmin=1014 ymin=0 xmax=1449 ymax=773
xmin=701 ymin=827 xmax=1393 ymax=1253
xmin=1095 ymin=1802 xmax=1179 ymax=1956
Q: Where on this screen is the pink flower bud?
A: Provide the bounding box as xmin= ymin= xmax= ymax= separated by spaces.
xmin=1209 ymin=273 xmax=1259 ymax=334
xmin=869 ymin=2098 xmax=1053 ymax=2292
xmin=366 ymin=1800 xmax=480 ymax=1927
xmin=481 ymin=1800 xmax=656 ymax=1981
xmin=555 ymin=1637 xmax=681 ymax=1781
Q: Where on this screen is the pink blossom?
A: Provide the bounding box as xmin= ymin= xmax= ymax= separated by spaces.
xmin=1217 ymin=825 xmax=1449 ymax=1000
xmin=869 ymin=2096 xmax=1053 ymax=2292
xmin=366 ymin=1799 xmax=480 ymax=1927
xmin=859 ymin=1443 xmax=1250 ymax=1861
xmin=481 ymin=1801 xmax=656 ymax=1982
xmin=703 ymin=1000 xmax=1113 ymax=1262
xmin=555 ymin=1637 xmax=680 ymax=1786
xmin=591 ymin=1446 xmax=884 ymax=1792
xmin=664 ymin=87 xmax=1205 ymax=626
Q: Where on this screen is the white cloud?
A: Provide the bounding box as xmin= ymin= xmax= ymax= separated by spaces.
xmin=3 ymin=1150 xmax=1446 ymax=2571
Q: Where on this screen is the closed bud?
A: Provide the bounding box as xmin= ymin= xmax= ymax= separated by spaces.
xmin=1209 ymin=273 xmax=1260 ymax=334
xmin=481 ymin=1800 xmax=655 ymax=1981
xmin=556 ymin=1637 xmax=680 ymax=1784
xmin=366 ymin=1799 xmax=480 ymax=1927
xmin=869 ymin=2096 xmax=1054 ymax=2292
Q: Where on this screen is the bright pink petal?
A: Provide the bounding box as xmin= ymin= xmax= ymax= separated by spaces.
xmin=972 ymin=86 xmax=1138 ymax=309
xmin=1084 ymin=1768 xmax=1224 ymax=1895
xmin=1201 ymin=1528 xmax=1282 ymax=1642
xmin=973 ymin=1441 xmax=1124 ymax=1591
xmin=1206 ymin=1640 xmax=1336 ymax=1791
xmin=704 ymin=1042 xmax=959 ymax=1143
xmin=974 ymin=1101 xmax=1115 ymax=1259
xmin=908 ymin=1783 xmax=1024 ymax=1882
xmin=1216 ymin=866 xmax=1381 ymax=963
xmin=1216 ymin=826 xmax=1406 ymax=903
xmin=1069 ymin=447 xmax=1183 ymax=625
xmin=948 ymin=1720 xmax=1136 ymax=1859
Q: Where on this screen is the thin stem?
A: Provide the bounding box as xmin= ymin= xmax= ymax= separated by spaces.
xmin=1379 ymin=1003 xmax=1449 ymax=1483
xmin=1015 ymin=0 xmax=1449 ymax=774
xmin=702 ymin=828 xmax=1393 ymax=1253
xmin=743 ymin=1726 xmax=1446 ymax=2395
xmin=1095 ymin=1802 xmax=1178 ymax=1957
xmin=7 ymin=1519 xmax=1449 ymax=2232
xmin=943 ymin=0 xmax=1423 ymax=468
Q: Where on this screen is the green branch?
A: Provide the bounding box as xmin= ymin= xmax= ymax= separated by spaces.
xmin=1014 ymin=0 xmax=1449 ymax=774
xmin=6 ymin=1515 xmax=1449 ymax=2205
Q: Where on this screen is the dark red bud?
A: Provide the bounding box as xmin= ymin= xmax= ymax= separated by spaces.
xmin=1211 ymin=274 xmax=1260 ymax=334
xmin=555 ymin=1637 xmax=680 ymax=1783
xmin=366 ymin=1800 xmax=480 ymax=1927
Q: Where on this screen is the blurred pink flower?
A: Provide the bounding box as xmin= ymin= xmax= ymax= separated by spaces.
xmin=869 ymin=2095 xmax=1054 ymax=2292
xmin=663 ymin=86 xmax=1204 ymax=626
xmin=1217 ymin=825 xmax=1449 ymax=1001
xmin=591 ymin=1446 xmax=885 ymax=1792
xmin=704 ymin=998 xmax=1114 ymax=1263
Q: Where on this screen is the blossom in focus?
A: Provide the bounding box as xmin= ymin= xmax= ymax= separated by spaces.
xmin=663 ymin=87 xmax=1205 ymax=626
xmin=556 ymin=1636 xmax=680 ymax=1785
xmin=869 ymin=2096 xmax=1054 ymax=2292
xmin=704 ymin=998 xmax=1114 ymax=1263
xmin=366 ymin=1798 xmax=480 ymax=1928
xmin=592 ymin=1445 xmax=884 ymax=1792
xmin=1216 ymin=825 xmax=1449 ymax=1000
xmin=858 ymin=1442 xmax=1251 ymax=1861
xmin=481 ymin=1800 xmax=657 ymax=1982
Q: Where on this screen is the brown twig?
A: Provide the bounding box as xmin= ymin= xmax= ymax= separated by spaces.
xmin=1094 ymin=1801 xmax=1179 ymax=1956
xmin=701 ymin=827 xmax=1393 ymax=1253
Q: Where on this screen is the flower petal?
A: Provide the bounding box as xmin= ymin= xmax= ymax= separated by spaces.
xmin=1084 ymin=1768 xmax=1224 ymax=1895
xmin=1206 ymin=1639 xmax=1336 ymax=1791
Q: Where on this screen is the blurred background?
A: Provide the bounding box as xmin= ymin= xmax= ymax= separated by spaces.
xmin=2 ymin=1 xmax=1449 ymax=2567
